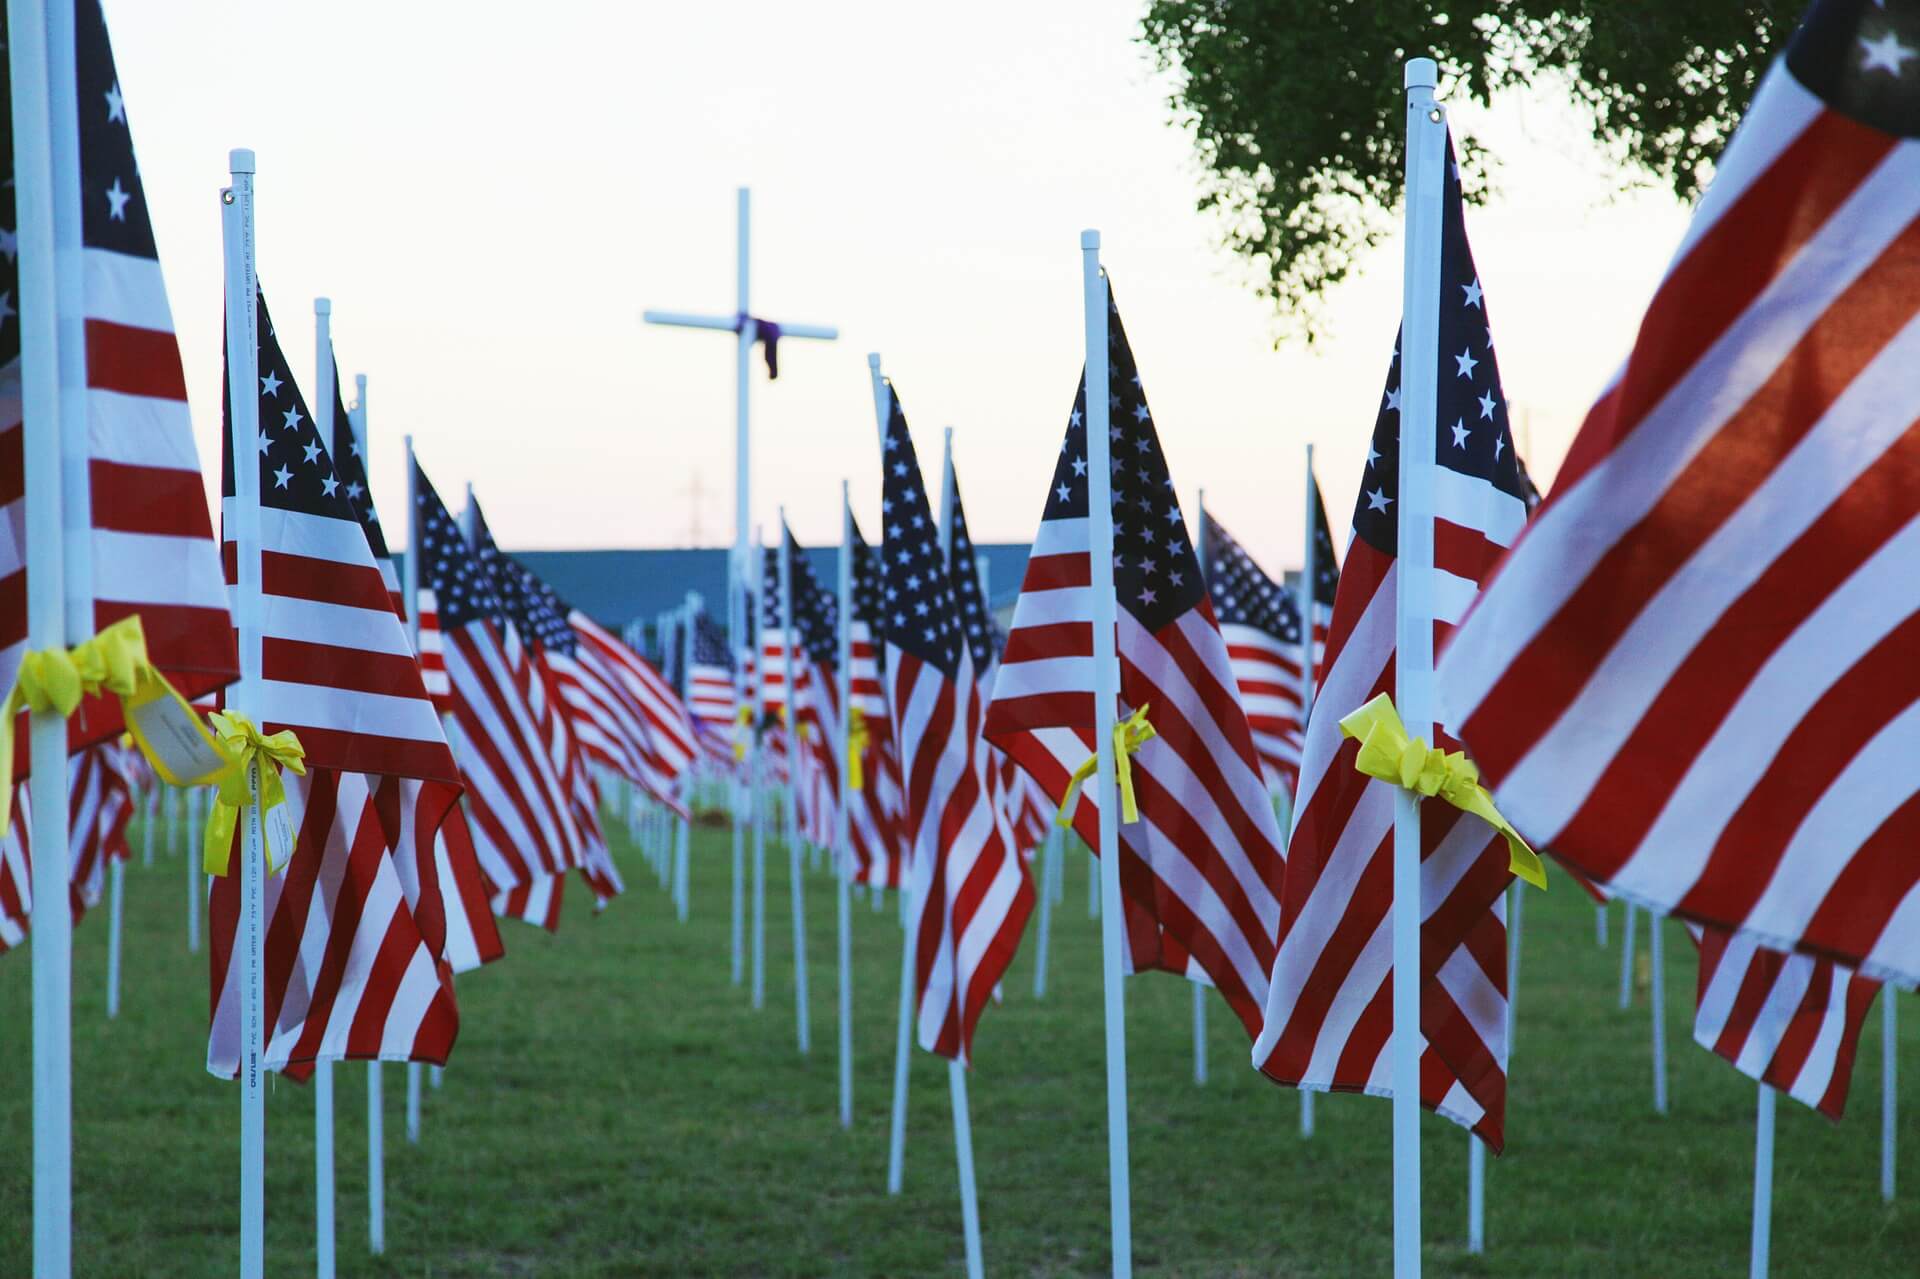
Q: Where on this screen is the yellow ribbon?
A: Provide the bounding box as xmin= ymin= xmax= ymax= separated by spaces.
xmin=0 ymin=615 xmax=230 ymax=836
xmin=1056 ymin=705 xmax=1157 ymax=828
xmin=1339 ymin=692 xmax=1547 ymax=890
xmin=201 ymin=711 xmax=306 ymax=877
xmin=734 ymin=704 xmax=752 ymax=761
xmin=846 ymin=707 xmax=869 ymax=792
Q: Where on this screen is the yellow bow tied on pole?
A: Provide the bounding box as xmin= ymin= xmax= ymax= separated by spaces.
xmin=734 ymin=704 xmax=753 ymax=761
xmin=846 ymin=707 xmax=869 ymax=792
xmin=1339 ymin=692 xmax=1547 ymax=890
xmin=202 ymin=711 xmax=306 ymax=877
xmin=0 ymin=615 xmax=230 ymax=837
xmin=1056 ymin=705 xmax=1157 ymax=828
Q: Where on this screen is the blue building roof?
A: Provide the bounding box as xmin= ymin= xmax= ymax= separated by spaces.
xmin=396 ymin=543 xmax=1033 ymax=635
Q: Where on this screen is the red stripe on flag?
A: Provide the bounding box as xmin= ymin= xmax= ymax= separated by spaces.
xmin=84 ymin=318 xmax=188 ymax=401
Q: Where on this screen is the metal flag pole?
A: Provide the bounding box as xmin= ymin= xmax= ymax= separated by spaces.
xmin=312 ymin=296 xmax=339 ymax=1279
xmin=1298 ymin=443 xmax=1319 ymax=1139
xmin=835 ymin=485 xmax=856 ymax=1128
xmin=1651 ymin=910 xmax=1669 ymax=1116
xmin=1884 ymin=992 xmax=1898 ymax=1202
xmin=777 ymin=510 xmax=811 ymax=1055
xmin=1619 ymin=902 xmax=1639 ymax=1009
xmin=1752 ymin=1083 xmax=1776 ymax=1279
xmin=13 ymin=3 xmax=75 ymax=1259
xmin=1468 ymin=1138 xmax=1485 ymax=1254
xmin=1394 ymin=59 xmax=1449 ymax=1279
xmin=1190 ymin=490 xmax=1210 ymax=1087
xmin=221 ymin=145 xmax=270 ymax=1279
xmin=143 ymin=784 xmax=155 ymax=865
xmin=1082 ymin=229 xmax=1135 ymax=1279
xmin=1597 ymin=903 xmax=1609 ymax=947
xmin=105 ymin=857 xmax=123 ymax=1019
xmin=642 ymin=188 xmax=837 ymax=991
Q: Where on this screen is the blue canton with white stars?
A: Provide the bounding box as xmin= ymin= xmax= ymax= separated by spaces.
xmin=878 ymin=387 xmax=964 ymax=677
xmin=221 ymin=288 xmax=361 ymax=528
xmin=1352 ymin=137 xmax=1527 ymax=559
xmin=412 ymin=461 xmax=504 ymax=631
xmin=1201 ymin=510 xmax=1302 ymax=645
xmin=1040 ymin=282 xmax=1203 ymax=631
xmin=1787 ymin=0 xmax=1920 ymax=140
xmin=470 ymin=504 xmax=574 ymax=654
xmin=783 ymin=529 xmax=839 ymax=670
xmin=1308 ymin=477 xmax=1340 ymax=607
xmin=326 ymin=355 xmax=389 ymax=559
xmin=946 ymin=476 xmax=1000 ymax=670
xmin=692 ymin=612 xmax=733 ymax=675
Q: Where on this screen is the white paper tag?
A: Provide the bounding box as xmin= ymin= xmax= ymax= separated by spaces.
xmin=126 ymin=695 xmax=228 ymax=783
xmin=264 ymin=798 xmax=297 ymax=874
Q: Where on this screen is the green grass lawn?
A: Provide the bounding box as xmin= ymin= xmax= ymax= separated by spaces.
xmin=1 ymin=807 xmax=1916 ymax=1276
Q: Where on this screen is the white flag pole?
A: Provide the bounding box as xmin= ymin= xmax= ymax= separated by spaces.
xmin=221 ymin=145 xmax=270 ymax=1279
xmin=143 ymin=783 xmax=156 ymax=865
xmin=312 ymin=296 xmax=339 ymax=1279
xmin=367 ymin=381 xmax=386 ymax=1260
xmin=105 ymin=858 xmax=123 ymax=1019
xmin=1088 ymin=836 xmax=1099 ymax=918
xmin=753 ymin=526 xmax=768 ymax=1011
xmin=934 ymin=429 xmax=988 ymax=1279
xmin=1081 ymin=229 xmax=1135 ymax=1279
xmin=188 ymin=789 xmax=205 ymax=952
xmin=1467 ymin=1137 xmax=1485 ymax=1254
xmin=1883 ymin=991 xmax=1896 ymax=1202
xmin=948 ymin=1059 xmax=987 ymax=1279
xmin=12 ymin=3 xmax=75 ymax=1255
xmin=1751 ymin=1083 xmax=1776 ymax=1279
xmin=1298 ymin=443 xmax=1318 ymax=1139
xmin=1032 ymin=827 xmax=1057 ymax=998
xmin=870 ymin=358 xmax=915 ymax=1195
xmin=1650 ymin=910 xmax=1669 ymax=1116
xmin=674 ymin=595 xmax=696 ymax=923
xmin=1596 ymin=904 xmax=1609 ymax=947
xmin=1394 ymin=58 xmax=1448 ymax=1278
xmin=1190 ymin=492 xmax=1210 ymax=1088
xmin=406 ymin=1062 xmax=421 ymax=1143
xmin=1619 ymin=902 xmax=1638 ymax=1009
xmin=777 ymin=509 xmax=811 ymax=1055
xmin=835 ymin=484 xmax=856 ymax=1129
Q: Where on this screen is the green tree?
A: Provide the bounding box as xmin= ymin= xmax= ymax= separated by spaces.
xmin=1138 ymin=2 xmax=1800 ymax=339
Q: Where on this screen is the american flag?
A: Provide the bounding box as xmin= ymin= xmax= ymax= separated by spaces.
xmin=1200 ymin=508 xmax=1307 ymax=797
xmin=983 ymin=284 xmax=1285 ymax=1039
xmin=413 ymin=460 xmax=582 ymax=931
xmin=1688 ymin=921 xmax=1882 ymax=1120
xmin=210 ymin=291 xmax=469 ymax=1077
xmin=0 ymin=0 xmax=237 ymax=760
xmin=1304 ymin=473 xmax=1339 ymax=659
xmin=879 ymin=383 xmax=1030 ymax=1061
xmin=1252 ymin=142 xmax=1530 ymax=1148
xmin=1437 ymin=0 xmax=1920 ymax=987
xmin=757 ymin=544 xmax=794 ymax=787
xmin=847 ymin=521 xmax=905 ymax=888
xmin=324 ymin=354 xmax=502 ymax=976
xmin=565 ymin=607 xmax=698 ymax=814
xmin=0 ymin=742 xmax=137 ymax=953
xmin=472 ymin=502 xmax=618 ymax=909
xmin=780 ymin=528 xmax=842 ymax=849
xmin=687 ymin=610 xmax=739 ymax=768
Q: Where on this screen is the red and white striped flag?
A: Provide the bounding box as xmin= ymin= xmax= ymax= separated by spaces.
xmin=686 ymin=610 xmax=738 ymax=769
xmin=0 ymin=0 xmax=237 ymax=760
xmin=846 ymin=523 xmax=905 ymax=889
xmin=1200 ymin=508 xmax=1309 ymax=797
xmin=1252 ymin=145 xmax=1531 ymax=1148
xmin=0 ymin=741 xmax=137 ymax=953
xmin=560 ymin=608 xmax=697 ymax=815
xmin=983 ymin=285 xmax=1284 ymax=1040
xmin=210 ymin=289 xmax=468 ymax=1077
xmin=879 ymin=385 xmax=1030 ymax=1061
xmin=413 ymin=460 xmax=583 ymax=931
xmin=1689 ymin=922 xmax=1882 ymax=1119
xmin=1438 ymin=0 xmax=1920 ymax=987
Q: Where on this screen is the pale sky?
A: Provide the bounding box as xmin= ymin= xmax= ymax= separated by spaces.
xmin=111 ymin=0 xmax=1695 ymax=575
